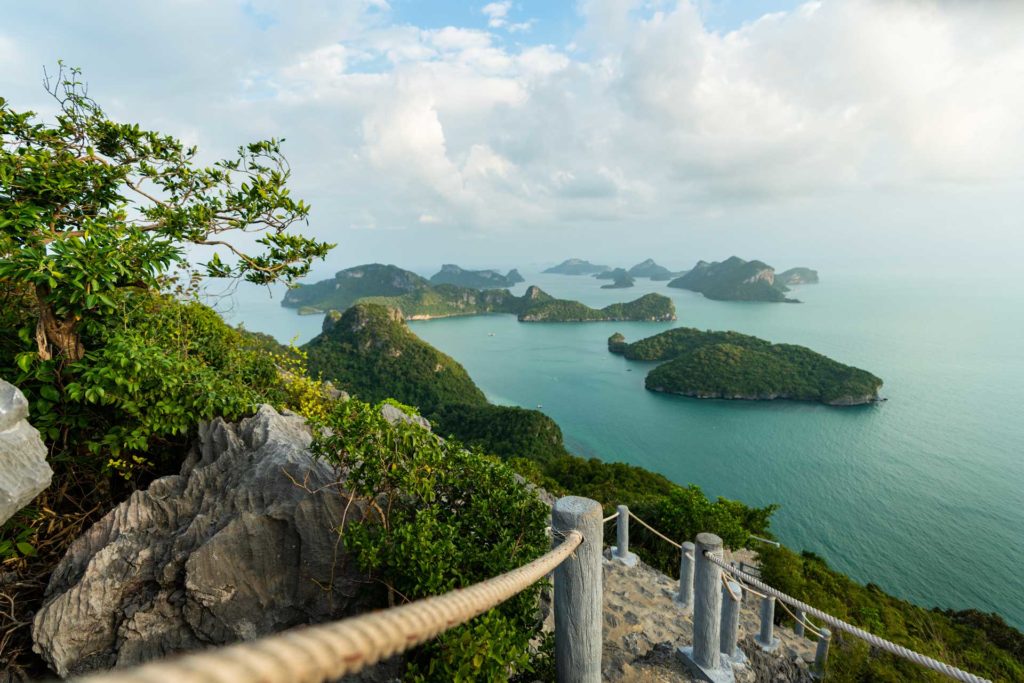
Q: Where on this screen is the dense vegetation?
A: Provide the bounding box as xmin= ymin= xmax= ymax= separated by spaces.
xmin=286 ymin=263 xmax=674 ymax=322
xmin=312 ymin=399 xmax=552 ymax=680
xmin=596 ymin=268 xmax=635 ymax=288
xmin=305 ymin=304 xmax=488 ymax=412
xmin=627 ymin=258 xmax=677 ymax=281
xmin=667 ymin=256 xmax=797 ymax=302
xmin=611 ymin=328 xmax=883 ymax=405
xmin=429 ymin=263 xmax=523 ymax=289
xmin=519 ymin=292 xmax=674 ymax=322
xmin=759 ymin=545 xmax=1024 ymax=682
xmin=542 ymin=258 xmax=610 ymax=275
xmin=282 ymin=263 xmax=431 ymax=313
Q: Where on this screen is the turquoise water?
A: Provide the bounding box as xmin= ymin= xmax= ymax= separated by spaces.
xmin=220 ymin=272 xmax=1024 ymax=628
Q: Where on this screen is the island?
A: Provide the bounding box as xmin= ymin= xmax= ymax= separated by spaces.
xmin=543 ymin=258 xmax=611 ymax=275
xmin=429 ymin=264 xmax=524 ymax=289
xmin=518 ymin=292 xmax=674 ymax=322
xmin=595 ymin=268 xmax=635 ymax=288
xmin=627 ymin=258 xmax=677 ymax=281
xmin=284 ymin=263 xmax=675 ymax=322
xmin=777 ymin=267 xmax=819 ymax=285
xmin=666 ymin=256 xmax=798 ymax=303
xmin=609 ymin=327 xmax=883 ymax=405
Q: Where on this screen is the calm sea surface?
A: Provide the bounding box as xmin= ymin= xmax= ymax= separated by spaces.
xmin=218 ymin=271 xmax=1024 ymax=628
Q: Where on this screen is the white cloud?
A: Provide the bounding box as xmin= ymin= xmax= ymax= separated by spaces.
xmin=482 ymin=2 xmax=511 ymax=28
xmin=4 ymin=0 xmax=1024 ymax=267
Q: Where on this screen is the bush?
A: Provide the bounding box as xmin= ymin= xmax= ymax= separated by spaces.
xmin=310 ymin=399 xmax=551 ymax=681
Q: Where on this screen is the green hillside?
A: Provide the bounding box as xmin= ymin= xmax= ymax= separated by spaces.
xmin=611 ymin=327 xmax=883 ymax=405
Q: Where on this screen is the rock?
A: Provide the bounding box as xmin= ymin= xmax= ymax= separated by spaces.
xmin=0 ymin=379 xmax=53 ymax=525
xmin=380 ymin=403 xmax=431 ymax=431
xmin=32 ymin=405 xmax=389 ymax=678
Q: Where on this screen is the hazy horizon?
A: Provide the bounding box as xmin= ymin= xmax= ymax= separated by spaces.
xmin=4 ymin=1 xmax=1024 ymax=277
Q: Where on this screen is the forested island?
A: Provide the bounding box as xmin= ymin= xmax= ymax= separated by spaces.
xmin=428 ymin=264 xmax=523 ymax=288
xmin=610 ymin=328 xmax=883 ymax=405
xmin=543 ymin=258 xmax=610 ymax=275
xmin=282 ymin=263 xmax=673 ymax=322
xmin=595 ymin=268 xmax=635 ymax=288
xmin=777 ymin=267 xmax=819 ymax=285
xmin=627 ymin=258 xmax=678 ymax=280
xmin=667 ymin=256 xmax=805 ymax=302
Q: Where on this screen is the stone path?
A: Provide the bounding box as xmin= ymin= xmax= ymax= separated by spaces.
xmin=599 ymin=547 xmax=817 ymax=682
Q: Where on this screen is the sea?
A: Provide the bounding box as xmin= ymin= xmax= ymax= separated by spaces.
xmin=214 ymin=269 xmax=1024 ymax=629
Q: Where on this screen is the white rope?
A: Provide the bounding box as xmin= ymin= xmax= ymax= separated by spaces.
xmin=720 ymin=574 xmax=741 ymax=602
xmin=603 ymin=512 xmax=619 ymax=524
xmin=627 ymin=510 xmax=683 ymax=549
xmin=705 ymin=552 xmax=991 ymax=683
xmin=73 ymin=532 xmax=584 ymax=683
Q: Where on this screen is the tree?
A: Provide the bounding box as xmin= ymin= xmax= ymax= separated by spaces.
xmin=0 ymin=63 xmax=333 ymax=362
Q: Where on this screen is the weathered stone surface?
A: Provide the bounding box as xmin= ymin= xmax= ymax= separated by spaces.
xmin=32 ymin=405 xmax=387 ymax=678
xmin=0 ymin=379 xmax=52 ymax=525
xmin=594 ymin=548 xmax=814 ymax=682
xmin=380 ymin=403 xmax=431 ymax=431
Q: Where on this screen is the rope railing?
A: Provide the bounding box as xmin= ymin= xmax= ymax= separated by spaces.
xmin=705 ymin=552 xmax=992 ymax=683
xmin=603 ymin=511 xmax=620 ymax=523
xmin=627 ymin=509 xmax=683 ymax=549
xmin=73 ymin=530 xmax=584 ymax=683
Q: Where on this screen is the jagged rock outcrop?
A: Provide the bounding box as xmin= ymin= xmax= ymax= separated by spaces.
xmin=32 ymin=405 xmax=392 ymax=678
xmin=0 ymin=379 xmax=52 ymax=525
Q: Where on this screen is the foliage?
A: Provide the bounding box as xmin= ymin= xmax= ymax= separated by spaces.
xmin=518 ymin=293 xmax=674 ymax=322
xmin=530 ymin=455 xmax=776 ymax=575
xmin=0 ymin=63 xmax=331 ymax=363
xmin=305 ymin=303 xmax=488 ymax=414
xmin=667 ymin=256 xmax=795 ymax=302
xmin=758 ymin=546 xmax=1024 ymax=682
xmin=429 ymin=264 xmax=522 ymax=289
xmin=612 ymin=327 xmax=883 ymax=404
xmin=283 ymin=262 xmax=672 ymax=322
xmin=310 ymin=399 xmax=551 ymax=681
xmin=432 ymin=403 xmax=569 ymax=464
xmin=282 ymin=263 xmax=430 ymax=313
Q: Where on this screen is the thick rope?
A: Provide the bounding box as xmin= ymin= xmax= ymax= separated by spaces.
xmin=603 ymin=512 xmax=620 ymax=523
xmin=720 ymin=573 xmax=741 ymax=602
xmin=627 ymin=510 xmax=682 ymax=549
xmin=73 ymin=531 xmax=584 ymax=683
xmin=705 ymin=553 xmax=991 ymax=683
xmin=773 ymin=592 xmax=823 ymax=638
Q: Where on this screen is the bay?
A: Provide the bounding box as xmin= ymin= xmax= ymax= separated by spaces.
xmin=217 ymin=270 xmax=1024 ymax=628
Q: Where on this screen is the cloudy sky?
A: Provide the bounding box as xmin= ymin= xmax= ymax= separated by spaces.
xmin=3 ymin=1 xmax=1023 ymax=276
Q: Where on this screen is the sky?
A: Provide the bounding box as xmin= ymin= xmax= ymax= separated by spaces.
xmin=3 ymin=1 xmax=1024 ymax=277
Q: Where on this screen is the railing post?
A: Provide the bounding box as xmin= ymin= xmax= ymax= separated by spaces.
xmin=720 ymin=580 xmax=745 ymax=664
xmin=552 ymin=496 xmax=603 ymax=683
xmin=756 ymin=596 xmax=780 ymax=651
xmin=812 ymin=628 xmax=831 ymax=680
xmin=679 ymin=533 xmax=733 ymax=681
xmin=794 ymin=609 xmax=806 ymax=637
xmin=674 ymin=541 xmax=695 ymax=612
xmin=612 ymin=505 xmax=637 ymax=566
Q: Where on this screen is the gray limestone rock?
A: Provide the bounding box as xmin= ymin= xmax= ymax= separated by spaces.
xmin=0 ymin=379 xmax=53 ymax=525
xmin=31 ymin=405 xmax=387 ymax=678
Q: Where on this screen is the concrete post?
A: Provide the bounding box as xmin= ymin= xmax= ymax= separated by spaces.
xmin=794 ymin=609 xmax=806 ymax=637
xmin=679 ymin=533 xmax=733 ymax=681
xmin=812 ymin=628 xmax=831 ymax=680
xmin=756 ymin=596 xmax=780 ymax=651
xmin=612 ymin=505 xmax=637 ymax=566
xmin=719 ymin=580 xmax=745 ymax=664
xmin=552 ymin=496 xmax=603 ymax=683
xmin=674 ymin=541 xmax=695 ymax=611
